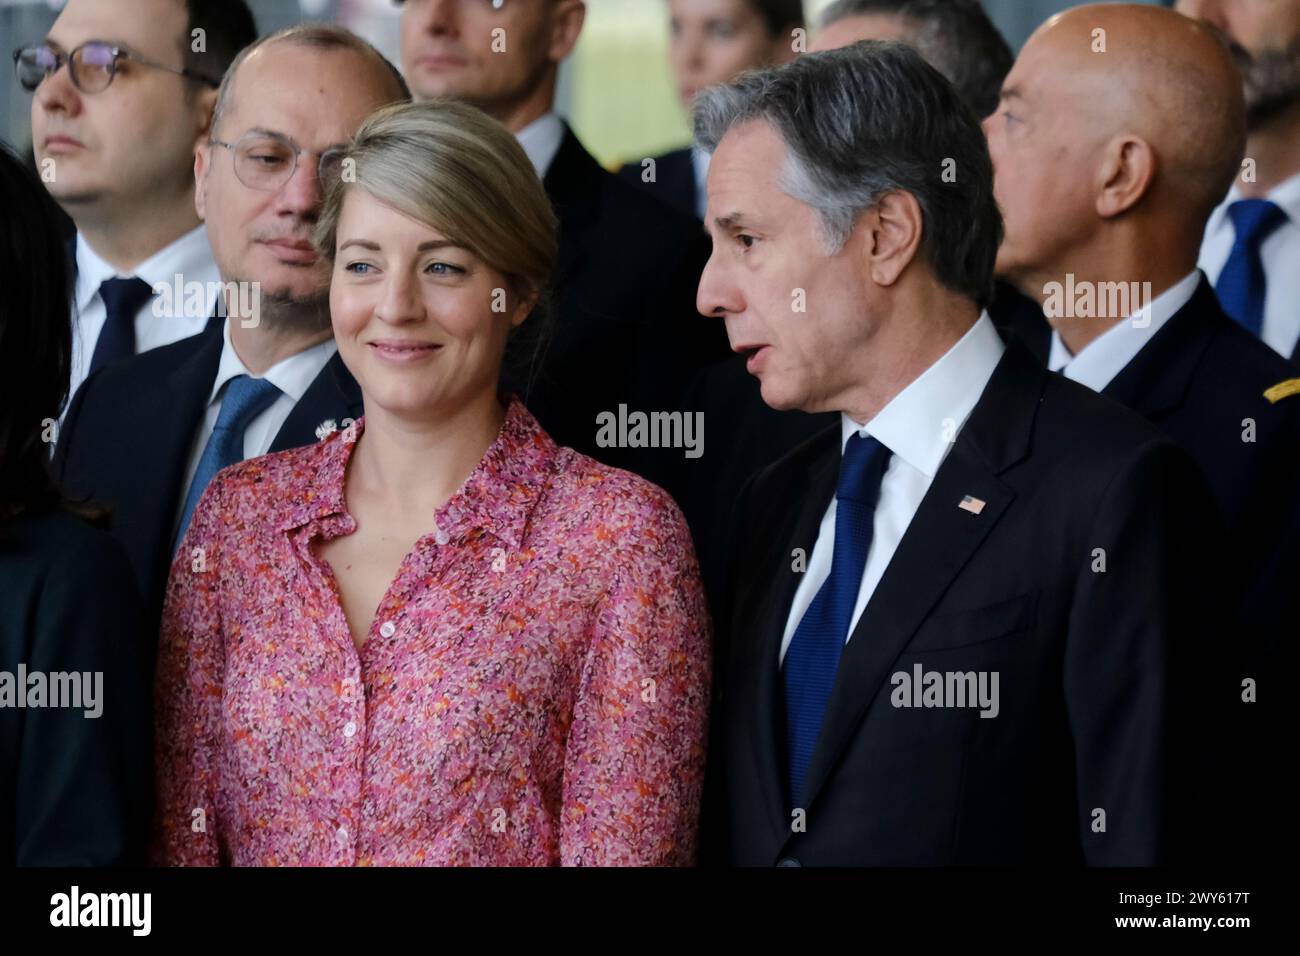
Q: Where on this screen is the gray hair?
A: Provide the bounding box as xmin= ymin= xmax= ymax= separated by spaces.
xmin=210 ymin=24 xmax=410 ymax=136
xmin=819 ymin=0 xmax=1012 ymax=118
xmin=693 ymin=40 xmax=1003 ymax=307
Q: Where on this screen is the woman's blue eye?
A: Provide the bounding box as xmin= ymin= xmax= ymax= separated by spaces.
xmin=426 ymin=261 xmax=464 ymax=276
xmin=344 ymin=262 xmax=373 ymax=274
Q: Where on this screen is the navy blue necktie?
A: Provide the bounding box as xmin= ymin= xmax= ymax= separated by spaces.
xmin=89 ymin=277 xmax=155 ymax=374
xmin=1216 ymin=199 xmax=1287 ymax=338
xmin=783 ymin=432 xmax=891 ymax=807
xmin=173 ymin=375 xmax=281 ymax=551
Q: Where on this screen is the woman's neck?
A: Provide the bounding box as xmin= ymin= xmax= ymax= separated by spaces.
xmin=347 ymin=390 xmax=508 ymax=519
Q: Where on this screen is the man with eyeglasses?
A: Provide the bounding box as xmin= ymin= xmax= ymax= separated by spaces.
xmin=55 ymin=25 xmax=411 ymax=642
xmin=18 ymin=0 xmax=256 ymax=406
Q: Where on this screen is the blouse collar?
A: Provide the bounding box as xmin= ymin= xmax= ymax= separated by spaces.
xmin=277 ymin=396 xmax=558 ymax=551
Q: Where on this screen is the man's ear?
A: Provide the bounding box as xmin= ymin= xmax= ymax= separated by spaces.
xmin=548 ymin=0 xmax=587 ymax=64
xmin=1095 ymin=135 xmax=1155 ymax=219
xmin=193 ymin=143 xmax=210 ymax=221
xmin=863 ymin=189 xmax=924 ymax=288
xmin=194 ymin=87 xmax=219 ymax=144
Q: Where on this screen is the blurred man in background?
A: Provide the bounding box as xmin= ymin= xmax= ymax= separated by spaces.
xmin=1177 ymin=0 xmax=1300 ymax=362
xmin=19 ymin=0 xmax=256 ymax=405
xmin=397 ymin=0 xmax=725 ymax=494
xmin=56 ymin=26 xmax=410 ymax=640
xmin=987 ymin=2 xmax=1298 ymax=864
xmin=812 ymin=0 xmax=1012 ymax=118
xmin=619 ymin=0 xmax=804 ymax=219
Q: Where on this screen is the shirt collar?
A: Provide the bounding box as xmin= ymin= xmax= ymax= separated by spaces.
xmin=1048 ymin=269 xmax=1201 ymax=391
xmin=1205 ymin=168 xmax=1300 ymax=237
xmin=75 ymin=224 xmax=218 ymax=314
xmin=208 ymin=316 xmax=339 ymax=407
xmin=841 ymin=312 xmax=1006 ymax=478
xmin=515 ymin=112 xmax=565 ymax=179
xmin=278 ymin=395 xmax=556 ymax=551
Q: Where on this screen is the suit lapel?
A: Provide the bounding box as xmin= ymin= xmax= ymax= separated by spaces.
xmin=271 ymin=352 xmax=364 ymax=453
xmin=144 ymin=326 xmax=224 ymax=597
xmin=794 ymin=343 xmax=1044 ymax=816
xmin=1102 ymin=277 xmax=1218 ymax=420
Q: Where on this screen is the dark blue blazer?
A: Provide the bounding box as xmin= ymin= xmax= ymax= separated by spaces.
xmin=707 ymin=341 xmax=1226 ymax=865
xmin=0 ymin=508 xmax=150 ymax=864
xmin=996 ymin=277 xmax=1300 ymax=670
xmin=514 ymin=129 xmax=726 ymax=498
xmin=617 ymin=145 xmax=699 ymax=222
xmin=995 ymin=277 xmax=1299 ymax=864
xmin=53 ymin=318 xmax=364 ymax=632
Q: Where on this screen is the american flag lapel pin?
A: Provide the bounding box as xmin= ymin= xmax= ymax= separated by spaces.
xmin=958 ymin=494 xmax=986 ymax=515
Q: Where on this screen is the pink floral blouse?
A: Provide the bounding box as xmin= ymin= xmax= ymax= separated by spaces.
xmin=152 ymin=397 xmax=711 ymax=866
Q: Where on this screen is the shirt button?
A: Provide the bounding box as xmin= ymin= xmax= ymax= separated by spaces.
xmin=434 ymin=526 xmax=450 ymax=546
xmin=379 ymin=620 xmax=396 ymax=638
xmin=343 ymin=721 xmax=357 ymax=738
xmin=336 ymin=825 xmax=349 ymax=843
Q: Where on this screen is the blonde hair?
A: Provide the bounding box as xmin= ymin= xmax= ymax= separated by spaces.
xmin=314 ymin=100 xmax=558 ymax=307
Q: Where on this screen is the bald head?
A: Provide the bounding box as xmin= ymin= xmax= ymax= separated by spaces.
xmin=212 ymin=25 xmax=410 ymax=137
xmin=986 ymin=3 xmax=1245 ymax=292
xmin=1039 ymin=4 xmax=1243 ymax=215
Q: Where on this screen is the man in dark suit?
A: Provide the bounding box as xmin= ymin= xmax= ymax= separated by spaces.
xmin=683 ymin=0 xmax=1016 ymax=611
xmin=55 ymin=26 xmax=410 ymax=632
xmin=696 ymin=42 xmax=1223 ymax=866
xmin=20 ymin=0 xmax=256 ymax=404
xmin=618 ymin=145 xmax=700 ymax=221
xmin=1177 ymin=0 xmax=1300 ymax=363
xmin=616 ymin=0 xmax=804 ymax=220
xmin=985 ymin=4 xmax=1298 ymax=862
xmin=398 ymin=0 xmax=726 ymax=492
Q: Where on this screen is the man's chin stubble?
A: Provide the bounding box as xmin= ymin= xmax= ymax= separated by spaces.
xmin=237 ymin=284 xmax=332 ymax=336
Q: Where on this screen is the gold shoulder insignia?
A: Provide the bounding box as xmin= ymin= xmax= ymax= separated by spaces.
xmin=1264 ymin=378 xmax=1300 ymax=404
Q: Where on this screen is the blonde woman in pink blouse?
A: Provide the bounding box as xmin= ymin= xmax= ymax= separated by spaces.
xmin=152 ymin=100 xmax=712 ymax=866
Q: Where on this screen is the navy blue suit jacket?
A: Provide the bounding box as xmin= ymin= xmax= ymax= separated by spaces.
xmin=994 ymin=278 xmax=1299 ymax=863
xmin=54 ymin=318 xmax=364 ymax=634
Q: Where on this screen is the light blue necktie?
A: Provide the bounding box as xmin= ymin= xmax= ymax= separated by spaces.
xmin=173 ymin=375 xmax=280 ymax=551
xmin=782 ymin=433 xmax=891 ymax=808
xmin=1215 ymin=199 xmax=1287 ymax=338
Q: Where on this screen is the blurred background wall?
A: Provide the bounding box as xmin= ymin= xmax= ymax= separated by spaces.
xmin=1 ymin=0 xmax=1166 ymax=168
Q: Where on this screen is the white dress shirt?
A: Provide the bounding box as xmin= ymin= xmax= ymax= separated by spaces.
xmin=690 ymin=146 xmax=711 ymax=220
xmin=70 ymin=225 xmax=219 ymax=404
xmin=1197 ymin=170 xmax=1300 ymax=358
xmin=1047 ymin=270 xmax=1202 ymax=389
xmin=172 ymin=317 xmax=338 ymax=541
xmin=779 ymin=313 xmax=1007 ymax=664
xmin=515 ymin=111 xmax=566 ymax=180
